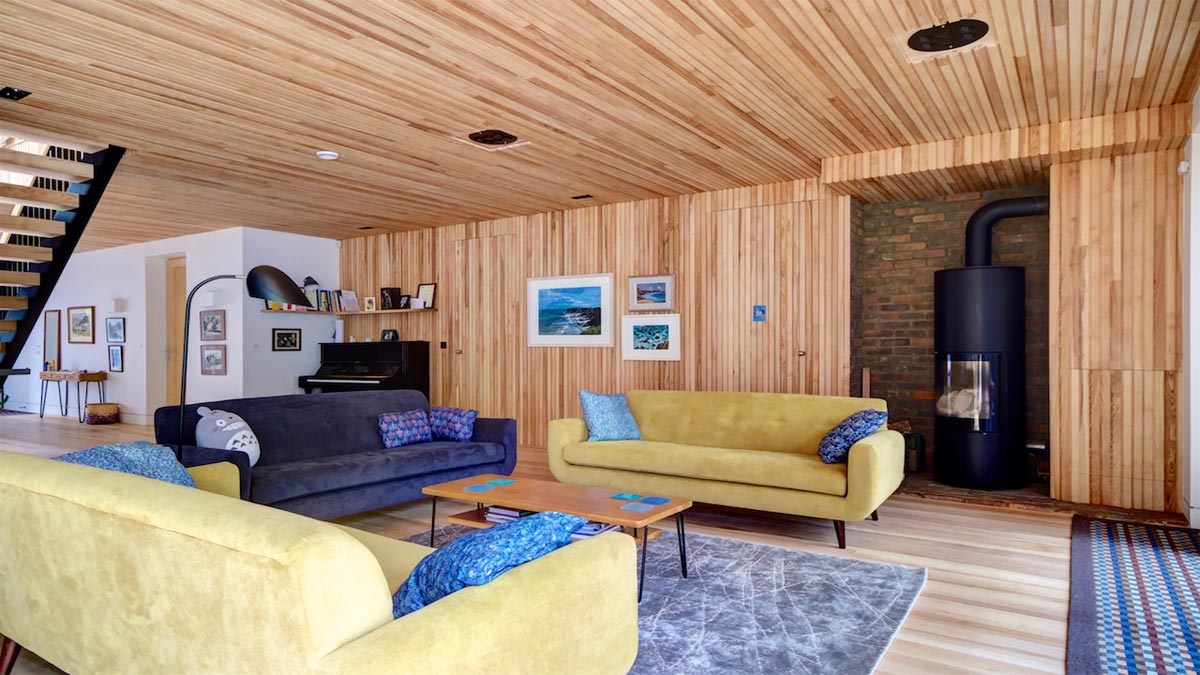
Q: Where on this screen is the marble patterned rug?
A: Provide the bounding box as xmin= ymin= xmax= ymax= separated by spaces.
xmin=409 ymin=525 xmax=926 ymax=674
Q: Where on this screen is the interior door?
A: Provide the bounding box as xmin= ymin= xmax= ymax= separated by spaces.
xmin=165 ymin=257 xmax=186 ymax=404
xmin=449 ymin=235 xmax=518 ymax=418
xmin=699 ymin=202 xmax=809 ymax=393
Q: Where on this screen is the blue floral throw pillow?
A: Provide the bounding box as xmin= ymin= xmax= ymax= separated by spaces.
xmin=430 ymin=406 xmax=478 ymax=442
xmin=57 ymin=441 xmax=198 ymax=488
xmin=378 ymin=410 xmax=433 ymax=448
xmin=818 ymin=409 xmax=889 ymax=464
xmin=393 ymin=511 xmax=586 ymax=617
xmin=579 ymin=390 xmax=642 ymax=441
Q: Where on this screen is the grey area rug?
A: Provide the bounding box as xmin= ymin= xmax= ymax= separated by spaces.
xmin=407 ymin=525 xmax=926 ymax=675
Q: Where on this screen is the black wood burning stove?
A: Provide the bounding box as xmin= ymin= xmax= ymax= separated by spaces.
xmin=933 ymin=196 xmax=1047 ymax=489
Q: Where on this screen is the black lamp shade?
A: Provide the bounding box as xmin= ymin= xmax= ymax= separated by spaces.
xmin=245 ymin=265 xmax=312 ymax=307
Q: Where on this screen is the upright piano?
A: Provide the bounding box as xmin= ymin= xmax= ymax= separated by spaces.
xmin=299 ymin=341 xmax=430 ymax=397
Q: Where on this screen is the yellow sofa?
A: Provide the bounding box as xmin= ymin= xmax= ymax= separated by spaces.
xmin=0 ymin=451 xmax=638 ymax=675
xmin=548 ymin=390 xmax=905 ymax=548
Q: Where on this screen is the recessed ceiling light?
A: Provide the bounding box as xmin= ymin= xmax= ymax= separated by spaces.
xmin=314 ymin=150 xmax=340 ymax=161
xmin=357 ymin=226 xmax=374 ymax=230
xmin=0 ymin=87 xmax=32 ymax=101
xmin=907 ymin=19 xmax=989 ymax=53
xmin=570 ymin=194 xmax=594 ymax=200
xmin=468 ymin=129 xmax=519 ymax=146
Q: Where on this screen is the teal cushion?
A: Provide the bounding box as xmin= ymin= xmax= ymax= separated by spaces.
xmin=818 ymin=409 xmax=888 ymax=463
xmin=393 ymin=512 xmax=586 ymax=617
xmin=579 ymin=390 xmax=642 ymax=441
xmin=57 ymin=441 xmax=198 ymax=488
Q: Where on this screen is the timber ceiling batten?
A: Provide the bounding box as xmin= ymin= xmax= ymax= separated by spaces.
xmin=0 ymin=0 xmax=1196 ymax=250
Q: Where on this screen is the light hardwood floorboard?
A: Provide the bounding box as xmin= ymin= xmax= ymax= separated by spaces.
xmin=3 ymin=417 xmax=1070 ymax=674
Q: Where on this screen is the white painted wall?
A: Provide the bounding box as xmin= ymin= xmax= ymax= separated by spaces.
xmin=9 ymin=227 xmax=338 ymax=424
xmin=1184 ymin=89 xmax=1200 ymax=527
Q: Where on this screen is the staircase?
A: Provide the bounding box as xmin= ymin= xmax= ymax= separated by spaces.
xmin=0 ymin=138 xmax=125 ymax=402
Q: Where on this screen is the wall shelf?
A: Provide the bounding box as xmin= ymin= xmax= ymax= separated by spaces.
xmin=261 ymin=308 xmax=437 ymax=316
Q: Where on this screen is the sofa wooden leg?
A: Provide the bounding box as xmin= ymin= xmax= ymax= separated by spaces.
xmin=833 ymin=520 xmax=846 ymax=549
xmin=870 ymin=510 xmax=879 ymax=521
xmin=1 ymin=635 xmax=21 ymax=675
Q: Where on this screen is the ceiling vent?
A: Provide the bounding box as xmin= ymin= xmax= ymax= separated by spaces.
xmin=898 ymin=17 xmax=995 ymax=62
xmin=449 ymin=128 xmax=531 ymax=153
xmin=570 ymin=194 xmax=594 ymax=200
xmin=0 ymin=87 xmax=32 ymax=101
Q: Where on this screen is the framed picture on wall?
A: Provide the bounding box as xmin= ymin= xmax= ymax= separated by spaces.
xmin=622 ymin=314 xmax=681 ymax=361
xmin=67 ymin=306 xmax=94 ymax=344
xmin=272 ymin=328 xmax=301 ymax=351
xmin=107 ymin=345 xmax=124 ymax=372
xmin=527 ymin=274 xmax=613 ymax=347
xmin=105 ymin=317 xmax=126 ymax=344
xmin=628 ymin=275 xmax=675 ymax=311
xmin=200 ymin=344 xmax=226 ymax=375
xmin=199 ymin=309 xmax=225 ymax=341
xmin=416 ymin=283 xmax=437 ymax=309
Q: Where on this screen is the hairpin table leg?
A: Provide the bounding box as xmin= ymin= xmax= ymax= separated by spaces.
xmin=429 ymin=496 xmax=437 ymax=547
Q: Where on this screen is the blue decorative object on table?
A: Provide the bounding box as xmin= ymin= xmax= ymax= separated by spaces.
xmin=818 ymin=409 xmax=889 ymax=464
xmin=378 ymin=410 xmax=433 ymax=448
xmin=640 ymin=496 xmax=670 ymax=505
xmin=620 ymin=502 xmax=655 ymax=512
xmin=463 ymin=484 xmax=492 ymax=493
xmin=57 ymin=441 xmax=198 ymax=488
xmin=611 ymin=492 xmax=641 ymax=501
xmin=430 ymin=406 xmax=478 ymax=442
xmin=393 ymin=511 xmax=586 ymax=617
xmin=579 ymin=390 xmax=641 ymax=441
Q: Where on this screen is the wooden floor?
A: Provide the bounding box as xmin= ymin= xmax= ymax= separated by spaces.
xmin=2 ymin=415 xmax=1071 ymax=674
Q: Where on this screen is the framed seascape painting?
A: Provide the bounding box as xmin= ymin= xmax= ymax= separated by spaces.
xmin=527 ymin=274 xmax=613 ymax=347
xmin=628 ymin=274 xmax=675 ymax=311
xmin=622 ymin=314 xmax=681 ymax=361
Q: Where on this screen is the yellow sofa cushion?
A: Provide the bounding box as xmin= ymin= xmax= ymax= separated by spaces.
xmin=626 ymin=389 xmax=887 ymax=455
xmin=332 ymin=523 xmax=433 ymax=593
xmin=562 ymin=440 xmax=848 ymax=496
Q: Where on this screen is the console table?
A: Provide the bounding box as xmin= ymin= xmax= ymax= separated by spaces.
xmin=39 ymin=371 xmax=107 ymax=423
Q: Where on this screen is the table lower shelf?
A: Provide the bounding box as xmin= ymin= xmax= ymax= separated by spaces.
xmin=446 ymin=508 xmax=664 ymax=543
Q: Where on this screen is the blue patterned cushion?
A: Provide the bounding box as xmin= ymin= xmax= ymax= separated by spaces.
xmin=818 ymin=409 xmax=889 ymax=464
xmin=429 ymin=406 xmax=478 ymax=442
xmin=579 ymin=390 xmax=642 ymax=441
xmin=378 ymin=410 xmax=433 ymax=448
xmin=393 ymin=512 xmax=586 ymax=617
xmin=57 ymin=441 xmax=197 ymax=488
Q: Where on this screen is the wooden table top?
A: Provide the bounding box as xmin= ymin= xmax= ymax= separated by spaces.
xmin=40 ymin=370 xmax=107 ymax=382
xmin=423 ymin=474 xmax=691 ymax=529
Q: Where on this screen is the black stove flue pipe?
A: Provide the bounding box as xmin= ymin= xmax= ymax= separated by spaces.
xmin=964 ymin=195 xmax=1050 ymax=266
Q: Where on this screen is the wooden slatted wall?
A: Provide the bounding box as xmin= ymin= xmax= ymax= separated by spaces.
xmin=340 ymin=179 xmax=851 ymax=448
xmin=1049 ymin=149 xmax=1184 ymax=511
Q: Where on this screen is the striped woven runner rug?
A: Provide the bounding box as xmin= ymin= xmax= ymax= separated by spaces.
xmin=1069 ymin=516 xmax=1200 ymax=674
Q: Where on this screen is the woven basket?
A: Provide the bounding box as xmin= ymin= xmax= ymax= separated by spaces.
xmin=84 ymin=402 xmax=119 ymax=425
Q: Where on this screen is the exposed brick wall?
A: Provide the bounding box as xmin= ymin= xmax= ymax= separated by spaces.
xmin=849 ymin=197 xmax=866 ymax=397
xmin=853 ymin=185 xmax=1050 ymax=466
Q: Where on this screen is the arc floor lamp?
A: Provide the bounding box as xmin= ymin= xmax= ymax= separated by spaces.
xmin=176 ymin=265 xmax=311 ymax=458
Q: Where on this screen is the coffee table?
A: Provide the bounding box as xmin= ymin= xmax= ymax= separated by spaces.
xmin=423 ymin=474 xmax=692 ymax=601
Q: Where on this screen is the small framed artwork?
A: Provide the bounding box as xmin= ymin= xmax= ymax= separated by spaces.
xmin=199 ymin=309 xmax=226 ymax=341
xmin=398 ymin=294 xmax=411 ymax=309
xmin=380 ymin=287 xmax=403 ymax=310
xmin=67 ymin=306 xmax=95 ymax=344
xmin=107 ymin=345 xmax=124 ymax=372
xmin=200 ymin=344 xmax=227 ymax=375
xmin=105 ymin=317 xmax=126 ymax=344
xmin=628 ymin=275 xmax=675 ymax=311
xmin=364 ymin=296 xmax=377 ymax=312
xmin=416 ymin=283 xmax=437 ymax=309
xmin=622 ymin=314 xmax=681 ymax=361
xmin=380 ymin=329 xmax=399 ymax=342
xmin=527 ymin=274 xmax=613 ymax=347
xmin=272 ymin=328 xmax=301 ymax=351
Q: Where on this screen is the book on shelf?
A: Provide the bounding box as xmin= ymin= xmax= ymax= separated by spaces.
xmin=340 ymin=290 xmax=360 ymax=312
xmin=571 ymin=522 xmax=621 ymax=541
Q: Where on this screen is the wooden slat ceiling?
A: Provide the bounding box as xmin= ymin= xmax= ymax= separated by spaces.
xmin=1 ymin=0 xmax=1198 ymax=250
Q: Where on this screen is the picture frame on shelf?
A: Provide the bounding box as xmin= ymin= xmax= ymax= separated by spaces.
xmin=398 ymin=295 xmax=411 ymax=309
xmin=416 ymin=283 xmax=437 ymax=309
xmin=67 ymin=306 xmax=95 ymax=344
xmin=107 ymin=345 xmax=124 ymax=372
xmin=628 ymin=274 xmax=675 ymax=311
xmin=272 ymin=328 xmax=301 ymax=352
xmin=380 ymin=329 xmax=399 ymax=342
xmin=363 ymin=296 xmax=377 ymax=311
xmin=380 ymin=287 xmax=403 ymax=310
xmin=200 ymin=344 xmax=226 ymax=375
xmin=526 ymin=274 xmax=614 ymax=347
xmin=622 ymin=313 xmax=681 ymax=361
xmin=199 ymin=309 xmax=226 ymax=341
xmin=105 ymin=317 xmax=126 ymax=344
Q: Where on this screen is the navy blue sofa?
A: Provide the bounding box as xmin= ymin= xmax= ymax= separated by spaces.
xmin=154 ymin=390 xmax=517 ymax=520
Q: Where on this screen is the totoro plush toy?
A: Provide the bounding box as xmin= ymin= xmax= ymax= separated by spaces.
xmin=195 ymin=406 xmax=261 ymax=467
